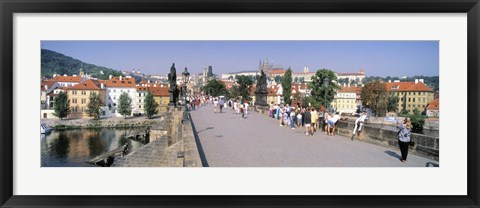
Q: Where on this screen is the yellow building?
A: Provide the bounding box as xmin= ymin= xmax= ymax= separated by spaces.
xmin=149 ymin=86 xmax=170 ymax=112
xmin=331 ymin=85 xmax=357 ymax=115
xmin=67 ymin=79 xmax=106 ymax=118
xmin=385 ymin=79 xmax=434 ymax=113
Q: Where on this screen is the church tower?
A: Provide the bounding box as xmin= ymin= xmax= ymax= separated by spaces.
xmin=202 ymin=65 xmax=208 ymax=85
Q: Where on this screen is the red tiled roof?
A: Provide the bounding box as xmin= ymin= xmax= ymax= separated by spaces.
xmin=426 ymin=98 xmax=439 ymax=110
xmin=148 ymin=86 xmax=169 ymax=97
xmin=41 ymin=80 xmax=56 ymax=91
xmin=105 ymin=76 xmax=136 ymax=88
xmin=338 ymin=86 xmax=357 ymax=93
xmin=385 ymin=82 xmax=433 ymax=92
xmin=270 ymin=69 xmax=286 ymax=74
xmin=53 ymin=75 xmax=83 ymax=82
xmin=68 ymin=79 xmax=103 ymax=90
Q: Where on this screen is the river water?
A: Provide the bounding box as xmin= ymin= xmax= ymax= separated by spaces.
xmin=41 ymin=129 xmax=145 ymax=167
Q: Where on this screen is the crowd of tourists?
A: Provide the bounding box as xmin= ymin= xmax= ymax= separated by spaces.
xmin=267 ymin=102 xmax=344 ymax=136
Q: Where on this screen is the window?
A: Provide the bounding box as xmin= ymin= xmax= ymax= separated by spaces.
xmin=139 ymin=105 xmax=142 ymax=108
xmin=139 ymin=99 xmax=141 ymax=103
xmin=72 ymin=91 xmax=77 ymax=95
xmin=423 ymin=98 xmax=425 ymax=102
xmin=81 ymin=91 xmax=86 ymax=95
xmin=408 ymin=98 xmax=411 ymax=102
xmin=138 ymin=93 xmax=141 ymax=97
xmin=414 ymin=92 xmax=416 ymax=95
xmin=408 ymin=104 xmax=411 ymax=107
xmin=408 ymin=92 xmax=411 ymax=95
xmin=81 ymin=99 xmax=86 ymax=104
xmin=413 ymin=98 xmax=415 ymax=102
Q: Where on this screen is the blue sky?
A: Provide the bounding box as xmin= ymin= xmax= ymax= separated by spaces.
xmin=41 ymin=41 xmax=439 ymax=77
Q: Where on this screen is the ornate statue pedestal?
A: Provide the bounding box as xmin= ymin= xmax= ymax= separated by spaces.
xmin=168 ymin=89 xmax=176 ymax=106
xmin=255 ymin=91 xmax=268 ymax=107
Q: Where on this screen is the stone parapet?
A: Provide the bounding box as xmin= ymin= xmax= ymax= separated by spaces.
xmin=335 ymin=121 xmax=439 ymax=161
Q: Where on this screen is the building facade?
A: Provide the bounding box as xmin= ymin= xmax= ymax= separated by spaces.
xmin=67 ymin=79 xmax=106 ymax=118
xmin=385 ymin=79 xmax=435 ymax=113
xmin=104 ymin=76 xmax=137 ymax=117
xmin=330 ymin=85 xmax=357 ymax=115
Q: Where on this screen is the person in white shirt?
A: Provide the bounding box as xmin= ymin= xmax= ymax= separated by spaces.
xmin=327 ymin=112 xmax=341 ymax=136
xmin=244 ymin=102 xmax=249 ymax=114
xmin=353 ymin=111 xmax=368 ymax=135
xmin=213 ymin=98 xmax=218 ymax=113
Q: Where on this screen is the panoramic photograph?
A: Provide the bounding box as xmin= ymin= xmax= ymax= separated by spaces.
xmin=40 ymin=41 xmax=439 ymax=167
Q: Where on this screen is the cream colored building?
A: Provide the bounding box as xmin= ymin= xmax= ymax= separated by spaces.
xmin=385 ymin=79 xmax=435 ymax=113
xmin=67 ymin=79 xmax=106 ymax=118
xmin=331 ymin=85 xmax=357 ymax=115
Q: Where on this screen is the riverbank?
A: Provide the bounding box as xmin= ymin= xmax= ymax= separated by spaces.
xmin=41 ymin=116 xmax=162 ymax=130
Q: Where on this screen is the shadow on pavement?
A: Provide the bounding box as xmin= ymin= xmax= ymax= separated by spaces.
xmin=384 ymin=150 xmax=402 ymax=160
xmin=197 ymin=127 xmax=214 ymax=134
xmin=189 ymin=114 xmax=209 ymax=167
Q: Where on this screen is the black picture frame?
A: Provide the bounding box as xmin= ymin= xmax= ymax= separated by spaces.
xmin=1 ymin=0 xmax=479 ymax=207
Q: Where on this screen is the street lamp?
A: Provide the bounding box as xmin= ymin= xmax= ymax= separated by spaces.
xmin=323 ymin=78 xmax=329 ymax=132
xmin=182 ymin=67 xmax=190 ymax=121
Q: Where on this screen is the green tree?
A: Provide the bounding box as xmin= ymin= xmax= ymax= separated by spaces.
xmin=53 ymin=91 xmax=70 ymax=120
xmin=202 ymin=79 xmax=227 ymax=97
xmin=274 ymin=76 xmax=282 ymax=83
xmin=387 ymin=93 xmax=399 ymax=113
xmin=118 ymin=92 xmax=132 ymax=118
xmin=229 ymin=85 xmax=240 ymax=100
xmin=236 ymin=75 xmax=254 ymax=101
xmin=143 ymin=92 xmax=158 ymax=118
xmin=86 ymin=92 xmax=102 ymax=119
xmin=281 ymin=67 xmax=293 ymax=105
xmin=308 ymin=69 xmax=340 ymax=110
xmin=410 ymin=108 xmax=425 ymax=133
xmin=361 ymin=80 xmax=389 ymax=116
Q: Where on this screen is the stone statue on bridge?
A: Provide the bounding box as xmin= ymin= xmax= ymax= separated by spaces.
xmin=168 ymin=63 xmax=179 ymax=106
xmin=255 ymin=70 xmax=268 ymax=106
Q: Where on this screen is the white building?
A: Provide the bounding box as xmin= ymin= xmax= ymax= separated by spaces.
xmin=336 ymin=69 xmax=366 ymax=84
xmin=221 ymin=71 xmax=258 ymax=80
xmin=104 ymin=75 xmax=138 ymax=117
xmin=331 ymin=84 xmax=357 ymax=115
xmin=51 ymin=74 xmax=85 ymax=87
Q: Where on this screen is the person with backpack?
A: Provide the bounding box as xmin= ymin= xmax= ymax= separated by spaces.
xmin=398 ymin=117 xmax=413 ymax=162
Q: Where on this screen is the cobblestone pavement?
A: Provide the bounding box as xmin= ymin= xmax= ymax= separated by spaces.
xmin=189 ymin=105 xmax=439 ymax=167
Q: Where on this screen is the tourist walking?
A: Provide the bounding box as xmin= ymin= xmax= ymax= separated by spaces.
xmin=304 ymin=107 xmax=312 ymax=136
xmin=219 ymin=97 xmax=224 ymax=113
xmin=244 ymin=101 xmax=249 ymax=114
xmin=279 ymin=105 xmax=284 ymax=126
xmin=290 ymin=108 xmax=296 ymax=129
xmin=311 ymin=108 xmax=318 ymax=133
xmin=398 ymin=118 xmax=413 ymax=162
xmin=296 ymin=109 xmax=302 ymax=127
xmin=213 ymin=97 xmax=218 ymax=113
xmin=240 ymin=102 xmax=245 ymax=119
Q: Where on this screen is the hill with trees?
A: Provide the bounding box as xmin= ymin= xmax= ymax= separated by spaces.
xmin=41 ymin=49 xmax=123 ymax=80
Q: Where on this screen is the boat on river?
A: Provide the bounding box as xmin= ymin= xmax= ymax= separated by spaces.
xmin=41 ymin=124 xmax=51 ymax=134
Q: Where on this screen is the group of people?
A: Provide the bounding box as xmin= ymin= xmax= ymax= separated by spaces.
xmin=268 ymin=102 xmax=342 ymax=136
xmin=267 ymin=102 xmax=414 ymax=163
xmin=210 ymin=96 xmax=252 ymax=119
